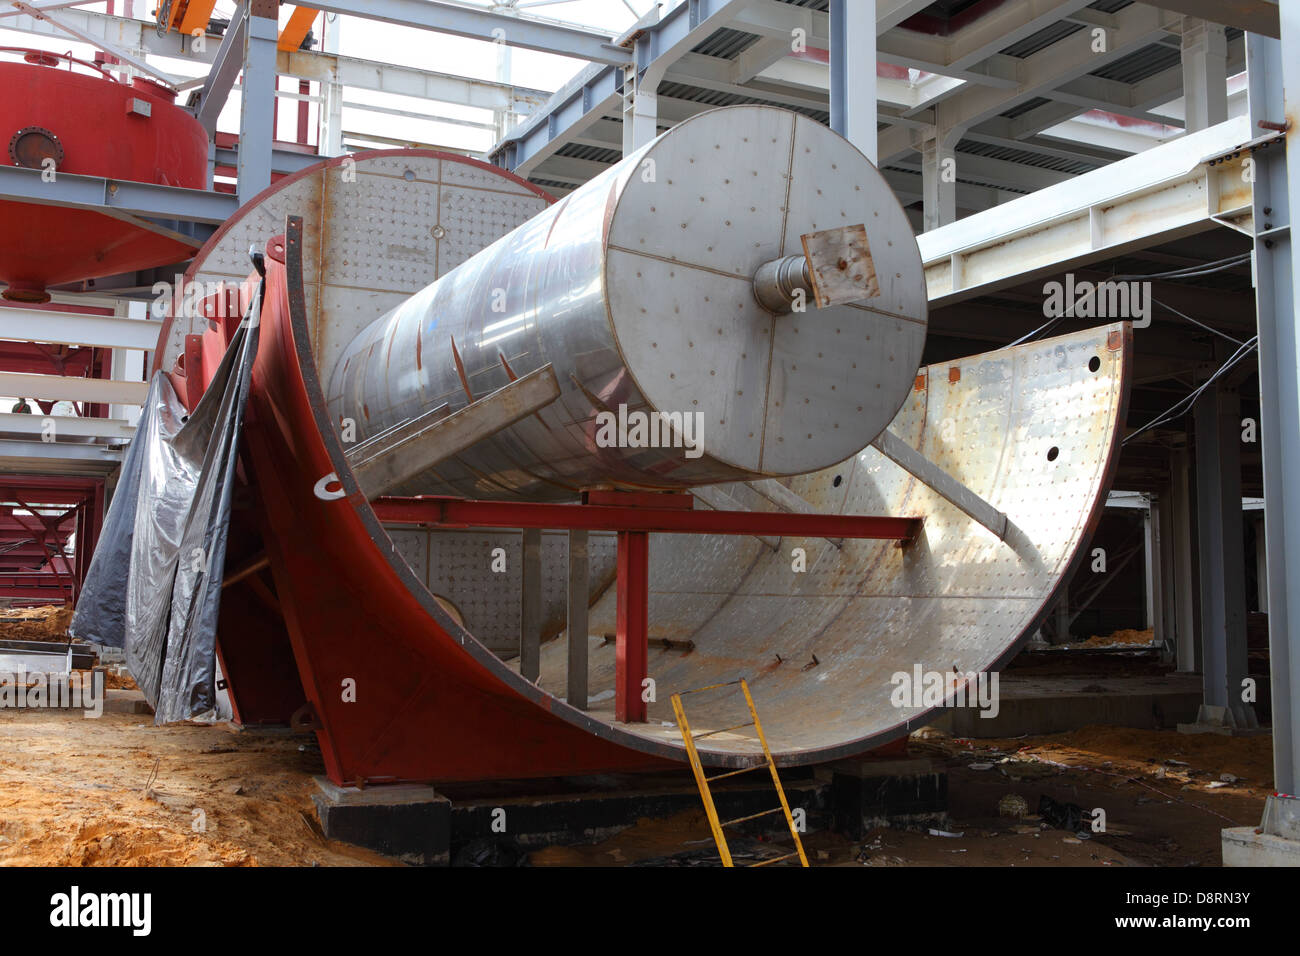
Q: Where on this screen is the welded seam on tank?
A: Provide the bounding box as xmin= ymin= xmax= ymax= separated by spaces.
xmin=755 ymin=115 xmax=799 ymax=474
xmin=602 ymin=244 xmax=752 ymax=282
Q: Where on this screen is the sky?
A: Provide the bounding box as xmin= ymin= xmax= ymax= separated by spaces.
xmin=0 ymin=0 xmax=672 ymax=157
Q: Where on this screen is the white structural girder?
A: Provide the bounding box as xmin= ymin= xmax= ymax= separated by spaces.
xmin=280 ymin=48 xmax=548 ymax=114
xmin=2 ymin=7 xmax=547 ymax=116
xmin=0 ymin=438 xmax=123 ymax=476
xmin=0 ymin=307 xmax=160 ymax=351
xmin=0 ymin=411 xmax=134 ymax=441
xmin=917 ymin=116 xmax=1253 ymax=306
xmin=0 ymin=370 xmax=149 ymax=406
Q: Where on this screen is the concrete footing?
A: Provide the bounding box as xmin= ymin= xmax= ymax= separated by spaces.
xmin=818 ymin=757 xmax=948 ymax=838
xmin=1223 ymin=793 xmax=1300 ymax=867
xmin=1178 ymin=704 xmax=1268 ymax=737
xmin=311 ymin=760 xmax=946 ymax=864
xmin=935 ymin=675 xmax=1201 ymax=737
xmin=313 ymin=777 xmax=451 ymax=865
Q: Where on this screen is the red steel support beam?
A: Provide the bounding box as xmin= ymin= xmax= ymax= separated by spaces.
xmin=372 ymin=496 xmax=920 ymax=541
xmin=373 ymin=493 xmax=919 ymax=725
xmin=615 ymin=530 xmax=649 ymax=723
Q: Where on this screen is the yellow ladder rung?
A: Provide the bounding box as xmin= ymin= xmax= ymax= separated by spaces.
xmin=677 ymin=679 xmax=745 ymax=696
xmin=691 ymin=721 xmax=754 ymax=740
xmin=706 ymin=765 xmax=763 ymax=783
xmin=671 ymin=678 xmax=809 ymax=868
xmin=749 ymin=851 xmax=803 ymax=867
xmin=721 ymin=806 xmax=783 ymax=827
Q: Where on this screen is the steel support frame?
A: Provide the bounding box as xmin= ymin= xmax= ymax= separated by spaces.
xmin=829 ymin=0 xmax=876 ymax=163
xmin=0 ymin=164 xmax=237 ymax=225
xmin=238 ymin=13 xmax=278 ymax=204
xmin=1248 ymin=23 xmax=1300 ymax=794
xmin=307 ymin=0 xmax=628 ymax=66
xmin=373 ymin=493 xmax=919 ymax=723
xmin=196 ymin=1 xmax=249 ymax=136
xmin=1193 ymin=367 xmax=1254 ymax=726
xmin=1180 ymin=16 xmax=1229 ymax=134
xmin=496 ymin=0 xmax=766 ymax=174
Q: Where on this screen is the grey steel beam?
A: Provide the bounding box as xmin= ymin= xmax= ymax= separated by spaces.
xmin=747 ymin=479 xmax=843 ymax=549
xmin=0 ymin=370 xmax=147 ymax=405
xmin=1193 ymin=365 xmax=1255 ymax=728
xmin=0 ymin=306 xmax=160 ymax=350
xmin=830 ymin=0 xmax=876 ymax=158
xmin=1248 ymin=24 xmax=1299 ymax=793
xmin=0 ymin=164 xmax=237 ymax=224
xmin=345 ymin=364 xmax=561 ymax=499
xmin=0 ymin=412 xmax=133 ymax=441
xmin=196 ymin=2 xmax=248 ymax=135
xmin=213 ymin=145 xmax=328 ymax=177
xmin=1158 ymin=489 xmax=1179 ymax=658
xmin=496 ymin=0 xmax=790 ymax=172
xmin=0 ymin=438 xmax=123 ymax=466
xmin=520 ymin=528 xmax=542 ymax=682
xmin=871 ymin=429 xmax=1009 ymax=540
xmin=7 ymin=0 xmax=180 ymax=85
xmin=1170 ymin=445 xmax=1200 ymax=672
xmin=238 ymin=13 xmax=278 ymax=204
xmin=567 ymin=528 xmax=589 ymax=711
xmin=308 ymin=0 xmax=629 ymax=65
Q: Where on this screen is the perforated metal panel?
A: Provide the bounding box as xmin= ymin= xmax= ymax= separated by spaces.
xmin=159 ymin=151 xmax=551 ymax=382
xmin=529 ymin=323 xmax=1129 ymax=760
xmin=384 ymin=527 xmax=618 ymax=655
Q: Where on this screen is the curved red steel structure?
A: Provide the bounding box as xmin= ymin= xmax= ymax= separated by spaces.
xmin=228 ymin=224 xmax=672 ymax=783
xmin=178 ymin=211 xmax=1130 ymax=786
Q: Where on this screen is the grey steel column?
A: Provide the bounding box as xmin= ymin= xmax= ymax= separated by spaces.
xmin=1248 ymin=24 xmax=1300 ymax=793
xmin=1158 ymin=491 xmax=1178 ymax=658
xmin=1193 ymin=371 xmax=1254 ymax=727
xmin=520 ymin=528 xmax=541 ymax=682
xmin=1170 ymin=445 xmax=1199 ymax=672
xmin=237 ymin=9 xmax=278 ymax=204
xmin=829 ymin=0 xmax=877 ymax=162
xmin=1144 ymin=499 xmax=1163 ymax=639
xmin=567 ymin=529 xmax=588 ymax=710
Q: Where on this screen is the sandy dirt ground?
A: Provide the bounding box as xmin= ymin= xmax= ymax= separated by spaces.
xmin=532 ymin=724 xmax=1270 ymax=867
xmin=0 ymin=707 xmax=1269 ymax=867
xmin=0 ymin=605 xmax=73 ymax=642
xmin=0 ymin=610 xmax=1269 ymax=867
xmin=0 ymin=708 xmax=393 ymax=866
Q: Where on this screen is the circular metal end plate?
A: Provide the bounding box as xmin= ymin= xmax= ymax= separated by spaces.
xmin=158 ymin=150 xmax=553 ymax=374
xmin=605 ymin=105 xmax=927 ymax=477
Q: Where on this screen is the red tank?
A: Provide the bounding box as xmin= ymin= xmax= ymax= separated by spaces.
xmin=0 ymin=50 xmax=209 ymax=302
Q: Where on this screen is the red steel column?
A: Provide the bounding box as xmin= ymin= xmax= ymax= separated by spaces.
xmin=615 ymin=529 xmax=650 ymax=723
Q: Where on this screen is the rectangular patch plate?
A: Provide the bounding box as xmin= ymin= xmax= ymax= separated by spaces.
xmin=801 ymin=223 xmax=880 ymax=308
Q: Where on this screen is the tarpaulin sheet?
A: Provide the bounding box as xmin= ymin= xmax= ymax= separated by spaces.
xmin=71 ymin=288 xmax=261 ymax=724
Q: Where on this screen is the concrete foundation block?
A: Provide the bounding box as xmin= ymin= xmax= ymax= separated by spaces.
xmin=313 ymin=777 xmax=451 ymax=866
xmin=1222 ymin=827 xmax=1300 ymax=866
xmin=825 ymin=757 xmax=947 ymax=838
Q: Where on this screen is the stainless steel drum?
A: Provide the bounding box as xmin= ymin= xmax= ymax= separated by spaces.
xmin=326 ymin=106 xmax=927 ymax=499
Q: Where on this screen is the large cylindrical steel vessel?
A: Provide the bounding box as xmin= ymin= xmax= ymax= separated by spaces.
xmin=0 ymin=51 xmax=208 ymax=302
xmin=326 ymin=106 xmax=927 ymax=500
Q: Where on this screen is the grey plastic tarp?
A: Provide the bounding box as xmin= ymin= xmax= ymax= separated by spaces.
xmin=70 ymin=287 xmax=261 ymax=724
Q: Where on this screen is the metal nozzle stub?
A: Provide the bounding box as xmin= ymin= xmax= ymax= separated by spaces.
xmin=753 ymin=254 xmax=814 ymax=314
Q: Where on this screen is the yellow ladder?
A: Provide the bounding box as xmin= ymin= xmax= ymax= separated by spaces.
xmin=670 ymin=678 xmax=809 ymax=868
